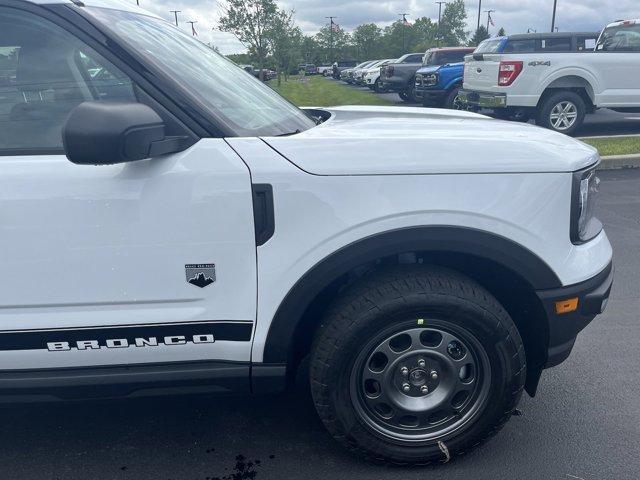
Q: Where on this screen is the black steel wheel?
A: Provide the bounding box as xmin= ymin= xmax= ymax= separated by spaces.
xmin=310 ymin=266 xmax=526 ymax=464
xmin=351 ymin=320 xmax=491 ymax=443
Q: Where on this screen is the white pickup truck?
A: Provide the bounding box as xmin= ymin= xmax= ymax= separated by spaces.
xmin=460 ymin=20 xmax=640 ymax=135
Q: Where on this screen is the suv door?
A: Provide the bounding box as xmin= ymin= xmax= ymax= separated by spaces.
xmin=0 ymin=7 xmax=257 ymax=371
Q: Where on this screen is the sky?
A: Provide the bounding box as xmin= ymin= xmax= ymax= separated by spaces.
xmin=138 ymin=0 xmax=640 ymax=55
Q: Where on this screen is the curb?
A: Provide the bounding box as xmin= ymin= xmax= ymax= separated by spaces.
xmin=579 ymin=134 xmax=640 ymax=140
xmin=599 ymin=154 xmax=640 ymax=170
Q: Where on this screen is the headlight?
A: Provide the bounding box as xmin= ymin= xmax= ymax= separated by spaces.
xmin=415 ymin=74 xmax=423 ymax=86
xmin=571 ymin=167 xmax=602 ymax=243
xmin=425 ymin=73 xmax=439 ymax=86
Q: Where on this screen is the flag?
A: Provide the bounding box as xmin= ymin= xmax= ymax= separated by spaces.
xmin=331 ymin=20 xmax=339 ymax=32
xmin=403 ymin=18 xmax=412 ymax=27
xmin=191 ymin=23 xmax=198 ymax=36
xmin=488 ymin=13 xmax=495 ymax=27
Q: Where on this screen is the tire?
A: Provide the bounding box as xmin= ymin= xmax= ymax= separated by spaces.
xmin=373 ymin=79 xmax=381 ymax=93
xmin=536 ymin=91 xmax=586 ymax=135
xmin=400 ymin=83 xmax=416 ymax=103
xmin=310 ymin=266 xmax=526 ymax=465
xmin=443 ymin=86 xmax=463 ymax=110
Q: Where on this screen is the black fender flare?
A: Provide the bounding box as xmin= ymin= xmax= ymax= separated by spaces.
xmin=262 ymin=226 xmax=561 ymax=364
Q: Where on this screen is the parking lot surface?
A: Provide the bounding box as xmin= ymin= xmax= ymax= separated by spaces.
xmin=0 ymin=170 xmax=638 ymax=480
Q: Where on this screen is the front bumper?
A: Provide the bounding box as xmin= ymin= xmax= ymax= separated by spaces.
xmin=537 ymin=260 xmax=614 ymax=368
xmin=414 ymin=87 xmax=447 ymax=100
xmin=458 ymin=89 xmax=507 ymax=108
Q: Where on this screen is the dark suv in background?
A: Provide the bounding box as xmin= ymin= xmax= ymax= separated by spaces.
xmin=379 ymin=52 xmax=425 ymax=102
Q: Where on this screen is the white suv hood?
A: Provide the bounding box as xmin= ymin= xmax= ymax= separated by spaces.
xmin=262 ymin=106 xmax=599 ymax=175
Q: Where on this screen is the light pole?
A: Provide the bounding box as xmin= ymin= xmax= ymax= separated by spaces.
xmin=398 ymin=13 xmax=410 ymax=53
xmin=325 ymin=16 xmax=337 ymax=62
xmin=477 ymin=0 xmax=482 ymax=32
xmin=551 ymin=0 xmax=558 ymax=33
xmin=170 ymin=10 xmax=181 ymax=27
xmin=187 ymin=21 xmax=198 ymax=36
xmin=436 ymin=2 xmax=447 ymax=47
xmin=485 ymin=9 xmax=495 ymax=33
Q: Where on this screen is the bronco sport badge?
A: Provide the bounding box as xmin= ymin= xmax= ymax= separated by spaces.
xmin=185 ymin=264 xmax=216 ymax=288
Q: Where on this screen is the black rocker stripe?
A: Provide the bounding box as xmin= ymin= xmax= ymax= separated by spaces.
xmin=0 ymin=321 xmax=253 ymax=351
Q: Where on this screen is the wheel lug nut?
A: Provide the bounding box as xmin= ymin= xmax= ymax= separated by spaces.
xmin=417 ymin=359 xmax=426 ymax=368
xmin=402 ymin=383 xmax=411 ymax=393
xmin=420 ymin=385 xmax=429 ymax=395
xmin=431 ymin=371 xmax=438 ymax=381
xmin=400 ymin=367 xmax=409 ymax=376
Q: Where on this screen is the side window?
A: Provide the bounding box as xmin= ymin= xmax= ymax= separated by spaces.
xmin=598 ymin=25 xmax=640 ymax=52
xmin=540 ymin=37 xmax=571 ymax=52
xmin=440 ymin=52 xmax=466 ymax=64
xmin=0 ymin=7 xmax=138 ymax=153
xmin=407 ymin=54 xmax=423 ymax=63
xmin=503 ymin=39 xmax=538 ymax=53
xmin=577 ymin=36 xmax=598 ymax=51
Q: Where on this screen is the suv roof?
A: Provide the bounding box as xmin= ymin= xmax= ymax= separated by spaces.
xmin=605 ymin=19 xmax=639 ymax=28
xmin=506 ymin=32 xmax=599 ymax=40
xmin=426 ymin=46 xmax=475 ymax=52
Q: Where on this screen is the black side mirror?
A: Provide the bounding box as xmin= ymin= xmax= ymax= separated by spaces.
xmin=63 ymin=101 xmax=188 ymax=165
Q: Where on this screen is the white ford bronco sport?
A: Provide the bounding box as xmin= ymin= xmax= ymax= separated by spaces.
xmin=0 ymin=0 xmax=613 ymax=465
xmin=460 ymin=20 xmax=640 ymax=135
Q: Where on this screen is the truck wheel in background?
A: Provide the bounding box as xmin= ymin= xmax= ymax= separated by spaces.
xmin=310 ymin=266 xmax=526 ymax=465
xmin=536 ymin=91 xmax=586 ymax=136
xmin=400 ymin=83 xmax=416 ymax=103
xmin=374 ymin=79 xmax=383 ymax=93
xmin=444 ymin=86 xmax=464 ymax=110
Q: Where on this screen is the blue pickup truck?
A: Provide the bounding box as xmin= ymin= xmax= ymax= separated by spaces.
xmin=414 ymin=47 xmax=474 ymax=109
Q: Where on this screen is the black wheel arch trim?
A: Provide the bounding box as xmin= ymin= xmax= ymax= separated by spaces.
xmin=262 ymin=226 xmax=562 ymax=365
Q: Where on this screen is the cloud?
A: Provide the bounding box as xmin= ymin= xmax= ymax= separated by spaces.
xmin=135 ymin=0 xmax=639 ymax=54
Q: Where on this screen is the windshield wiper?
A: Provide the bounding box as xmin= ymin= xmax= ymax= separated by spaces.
xmin=277 ymin=129 xmax=302 ymax=137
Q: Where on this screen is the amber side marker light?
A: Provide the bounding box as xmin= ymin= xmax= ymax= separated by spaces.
xmin=555 ymin=298 xmax=579 ymax=315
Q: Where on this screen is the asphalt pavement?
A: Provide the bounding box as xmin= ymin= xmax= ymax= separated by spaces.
xmin=375 ymin=88 xmax=640 ymax=137
xmin=0 ymin=170 xmax=639 ymax=480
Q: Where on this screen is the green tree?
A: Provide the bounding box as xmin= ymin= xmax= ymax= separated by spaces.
xmin=381 ymin=21 xmax=413 ymax=57
xmin=300 ymin=36 xmax=320 ymax=64
xmin=411 ymin=17 xmax=438 ymax=52
xmin=469 ymin=26 xmax=490 ymax=46
xmin=315 ymin=24 xmax=350 ymax=62
xmin=438 ymin=0 xmax=469 ymax=46
xmin=268 ymin=9 xmax=302 ymax=84
xmin=497 ymin=27 xmax=506 ymax=37
xmin=226 ymin=53 xmax=254 ymax=65
xmin=352 ymin=23 xmax=383 ymax=60
xmin=219 ymin=0 xmax=279 ymax=79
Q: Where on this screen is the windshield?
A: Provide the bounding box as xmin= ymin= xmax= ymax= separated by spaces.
xmin=422 ymin=52 xmax=439 ymax=66
xmin=597 ymin=23 xmax=640 ymax=52
xmin=475 ymin=39 xmax=503 ymax=54
xmin=86 ymin=8 xmax=315 ymax=137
